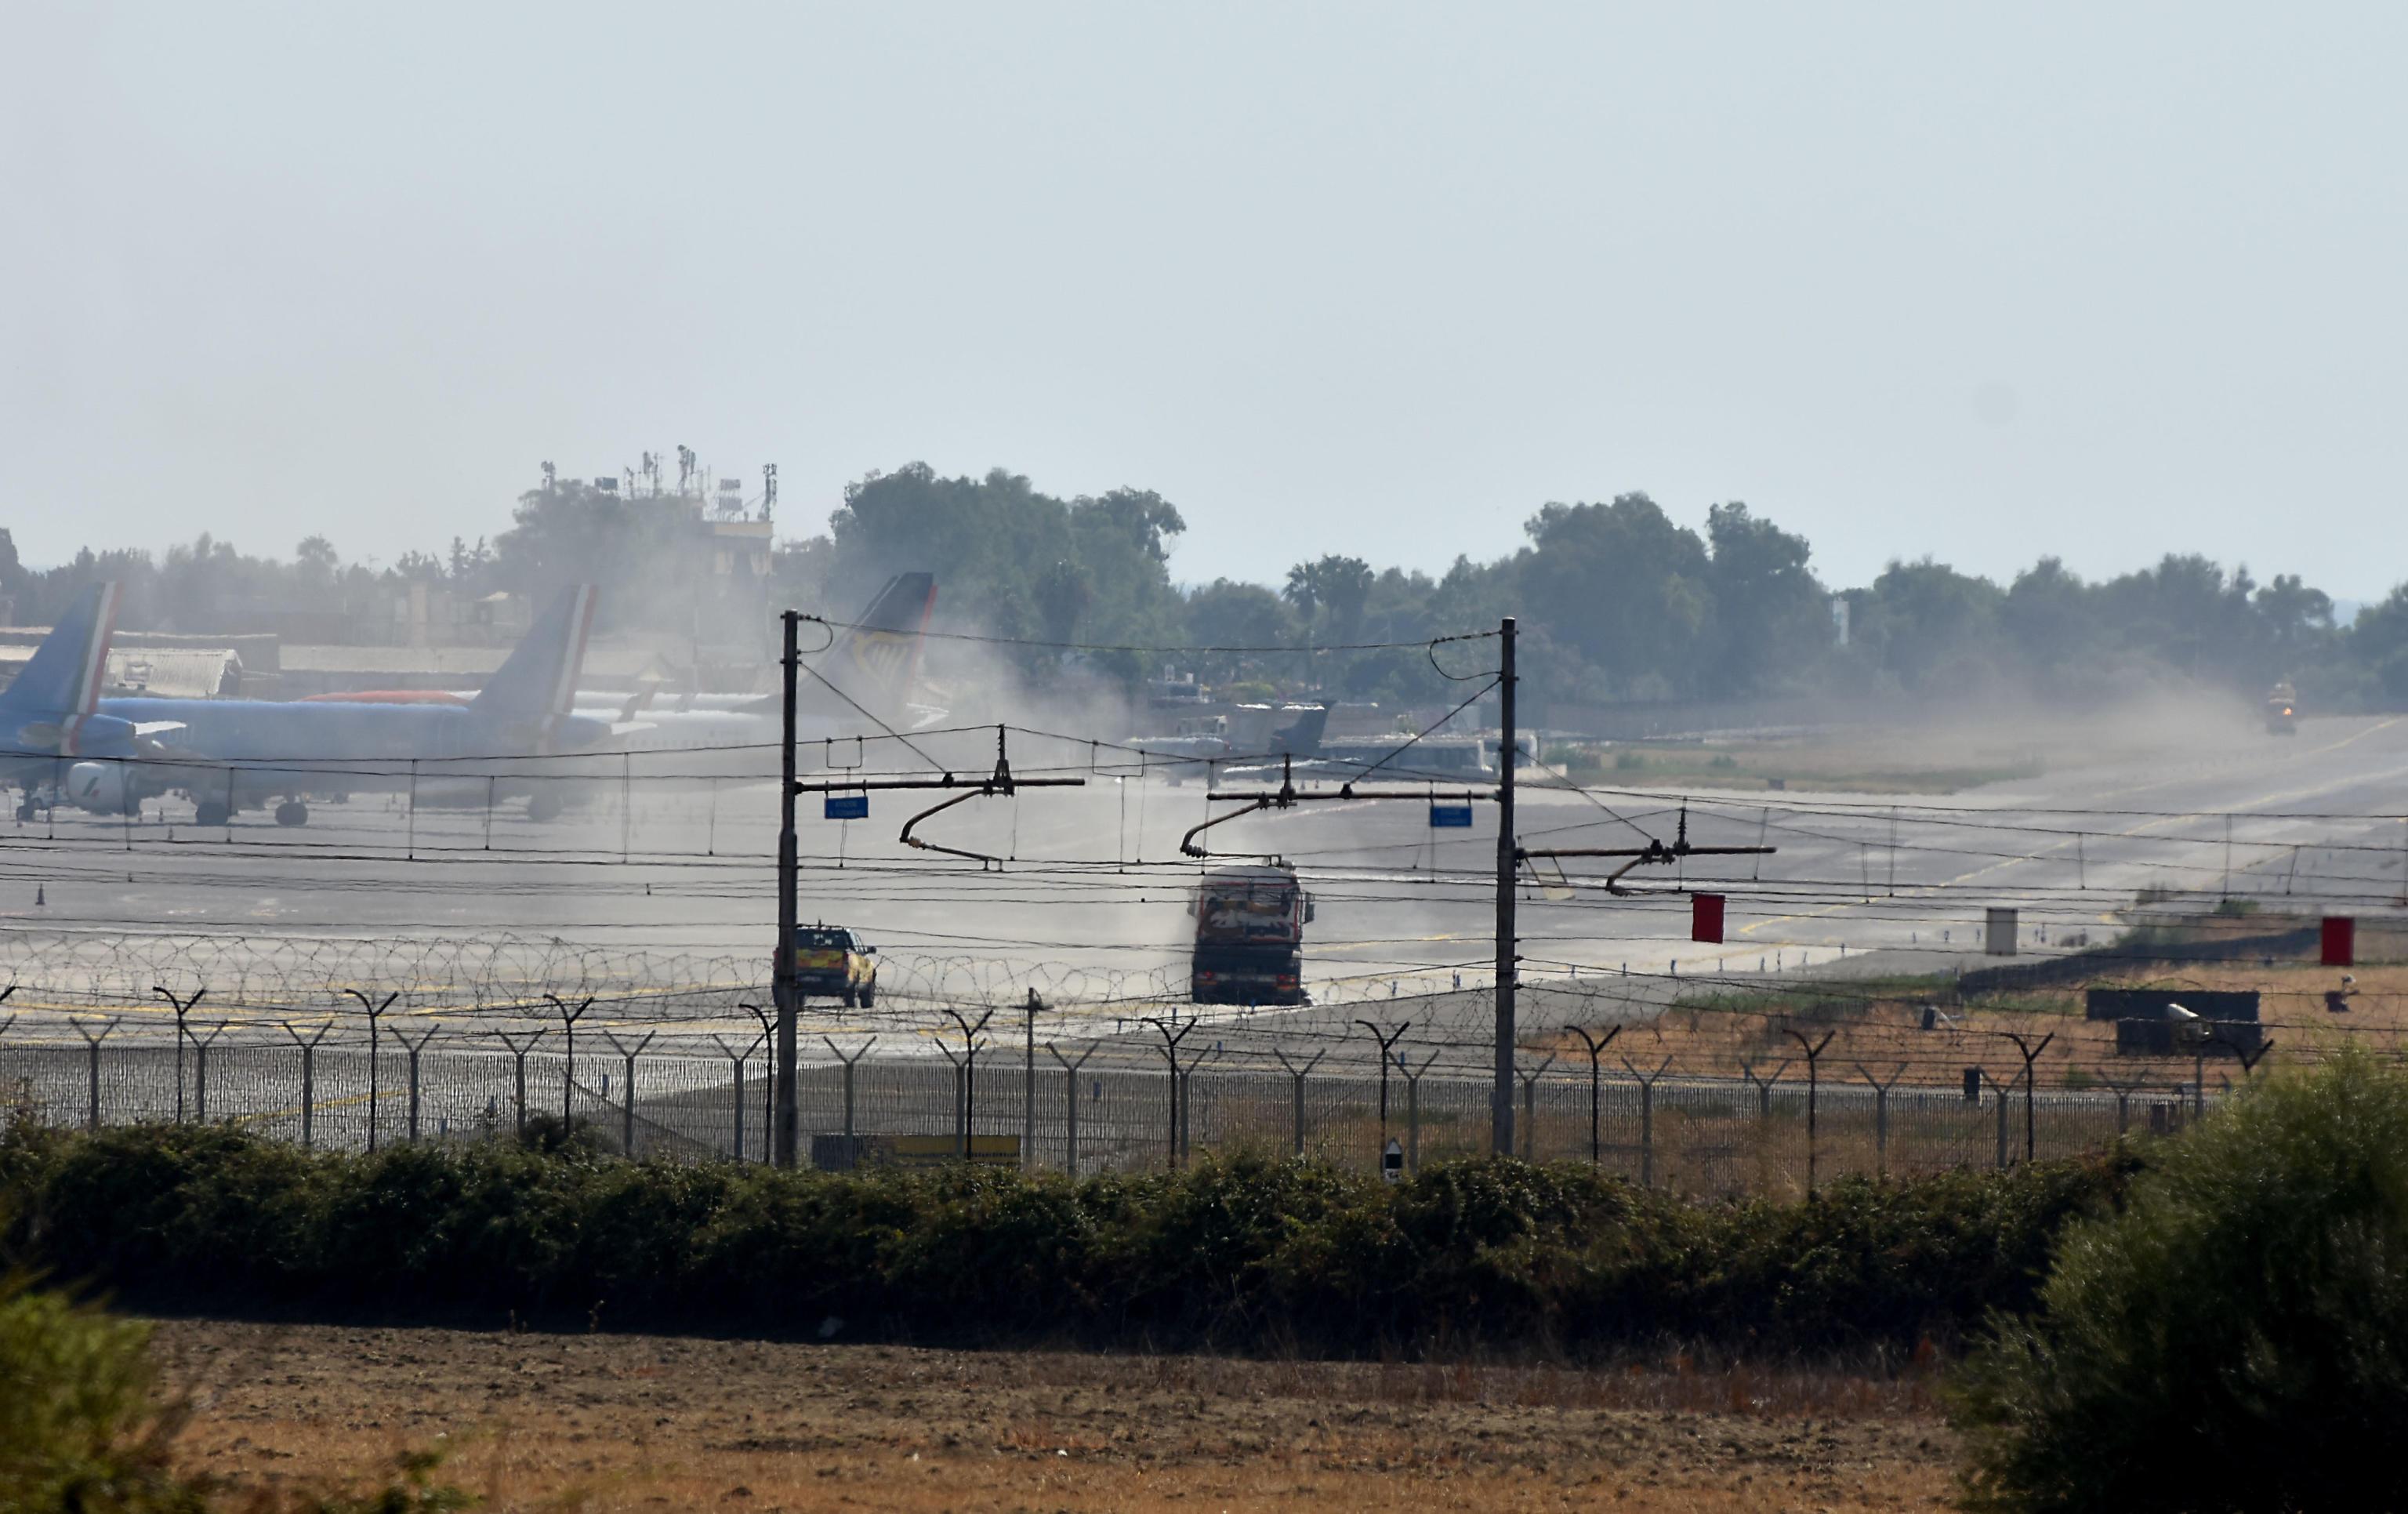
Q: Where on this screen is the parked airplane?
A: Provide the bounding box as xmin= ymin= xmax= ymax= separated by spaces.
xmin=1217 ymin=732 xmax=1519 ymax=788
xmin=4 ymin=583 xmax=161 ymax=818
xmin=1127 ymin=703 xmax=1328 ymax=783
xmin=62 ymin=585 xmax=605 ymax=826
xmin=286 ymin=574 xmax=941 ymax=786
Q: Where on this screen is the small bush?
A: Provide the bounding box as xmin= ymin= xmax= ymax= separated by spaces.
xmin=0 ymin=1273 xmax=205 ymax=1512
xmin=1953 ymin=1049 xmax=2408 ymax=1512
xmin=514 ymin=1113 xmax=605 ymax=1158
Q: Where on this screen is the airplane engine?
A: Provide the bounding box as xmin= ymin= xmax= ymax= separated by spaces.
xmin=65 ymin=761 xmax=140 ymax=815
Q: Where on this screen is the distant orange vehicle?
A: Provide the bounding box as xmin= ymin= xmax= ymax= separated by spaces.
xmin=2265 ymin=679 xmax=2298 ymax=735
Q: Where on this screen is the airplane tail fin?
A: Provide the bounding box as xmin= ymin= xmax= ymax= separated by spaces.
xmin=1271 ymin=705 xmax=1328 ymax=756
xmin=814 ymin=572 xmax=935 ymax=721
xmin=3 ymin=583 xmax=120 ymax=720
xmin=471 ymin=586 xmax=598 ymax=724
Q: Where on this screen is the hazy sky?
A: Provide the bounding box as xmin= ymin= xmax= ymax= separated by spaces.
xmin=6 ymin=2 xmax=2403 ymax=599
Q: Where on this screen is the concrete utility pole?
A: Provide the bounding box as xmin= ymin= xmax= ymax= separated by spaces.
xmin=1493 ymin=615 xmax=1518 ymax=1156
xmin=774 ymin=610 xmax=800 ymax=1167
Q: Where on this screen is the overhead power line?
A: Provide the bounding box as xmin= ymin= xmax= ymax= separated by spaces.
xmin=799 ymin=615 xmax=1503 ymax=656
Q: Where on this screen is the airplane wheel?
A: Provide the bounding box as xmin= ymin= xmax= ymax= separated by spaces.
xmin=526 ymin=790 xmax=564 ymax=823
xmin=274 ymin=801 xmax=309 ymax=827
xmin=195 ymin=801 xmax=230 ymax=828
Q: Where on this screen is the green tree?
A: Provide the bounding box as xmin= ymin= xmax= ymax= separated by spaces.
xmin=2000 ymin=557 xmax=2095 ymax=675
xmin=1518 ymin=494 xmax=1713 ymax=699
xmin=1034 ymin=559 xmax=1094 ymax=645
xmin=2253 ymin=572 xmax=2334 ymax=673
xmin=1701 ymin=502 xmax=1827 ymax=695
xmin=1183 ymin=579 xmax=1293 ymax=689
xmin=1954 ymin=1050 xmax=2408 ymax=1513
xmin=1282 ymin=555 xmax=1375 ymax=642
xmin=1843 ymin=557 xmax=2005 ymax=695
xmin=1281 ymin=561 xmax=1320 ymax=626
xmin=2343 ymin=583 xmax=2408 ymax=705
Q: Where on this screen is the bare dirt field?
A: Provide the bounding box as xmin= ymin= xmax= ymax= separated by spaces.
xmin=150 ymin=1320 xmax=1956 ymax=1512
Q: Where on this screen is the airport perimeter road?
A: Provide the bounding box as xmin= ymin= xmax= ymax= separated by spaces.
xmin=1 ymin=716 xmax=2401 ymax=1043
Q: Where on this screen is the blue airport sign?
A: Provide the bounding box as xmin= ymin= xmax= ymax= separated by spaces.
xmin=824 ymin=794 xmax=870 ymax=821
xmin=1429 ymin=804 xmax=1474 ymax=829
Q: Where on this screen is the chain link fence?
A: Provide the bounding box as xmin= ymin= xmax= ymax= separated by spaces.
xmin=0 ymin=1021 xmax=2188 ymax=1198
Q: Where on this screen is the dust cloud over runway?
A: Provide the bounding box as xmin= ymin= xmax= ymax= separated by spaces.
xmin=1 ymin=712 xmax=2401 ymax=1060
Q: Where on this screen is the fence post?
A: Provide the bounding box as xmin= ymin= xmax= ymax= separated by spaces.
xmin=1273 ymin=1049 xmax=1325 ymax=1158
xmin=400 ymin=1025 xmax=441 ymax=1143
xmin=936 ymin=1040 xmax=968 ymax=1160
xmin=2002 ymin=1031 xmax=2054 ymax=1166
xmin=1141 ymin=1017 xmax=1199 ymax=1171
xmin=1048 ymin=1042 xmax=1098 ymax=1178
xmin=600 ymin=1029 xmax=658 ymax=1158
xmin=941 ymin=1008 xmax=995 ymax=1163
xmin=1740 ymin=1058 xmax=1790 ymax=1191
xmin=339 ymin=989 xmax=397 ymax=1151
xmin=152 ymin=986 xmax=206 ymax=1124
xmin=543 ymin=995 xmax=594 ymax=1125
xmin=495 ymin=1029 xmax=545 ymax=1139
xmin=75 ymin=1018 xmax=117 ymax=1131
xmin=1402 ymin=1050 xmax=1441 ymax=1173
xmin=1855 ymin=1062 xmax=1906 ymax=1182
xmin=744 ymin=1004 xmax=778 ymax=1159
xmin=1572 ymin=1026 xmax=1621 ymax=1166
xmin=2106 ymin=1077 xmax=2149 ymax=1135
xmin=1740 ymin=1058 xmax=1788 ymax=1119
xmin=1180 ymin=1054 xmax=1214 ymax=1164
xmin=713 ymin=1033 xmax=765 ymax=1163
xmin=191 ymin=1022 xmax=228 ymax=1123
xmin=1782 ymin=1028 xmax=1835 ymax=1196
xmin=284 ymin=1022 xmax=331 ymax=1149
xmin=822 ymin=1037 xmax=874 ymax=1158
xmin=1354 ymin=1020 xmax=1410 ymax=1157
xmin=1621 ymin=1055 xmax=1674 ymax=1188
xmin=1516 ymin=1055 xmax=1555 ymax=1161
xmin=1994 ymin=1073 xmax=2011 ymax=1170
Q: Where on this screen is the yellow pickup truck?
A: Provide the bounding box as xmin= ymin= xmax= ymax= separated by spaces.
xmin=788 ymin=924 xmax=879 ymax=1007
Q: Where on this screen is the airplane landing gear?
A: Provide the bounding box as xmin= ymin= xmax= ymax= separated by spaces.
xmin=274 ymin=801 xmax=309 ymax=827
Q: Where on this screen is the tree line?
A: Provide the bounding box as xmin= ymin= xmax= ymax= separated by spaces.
xmin=7 ymin=463 xmax=2405 ymax=713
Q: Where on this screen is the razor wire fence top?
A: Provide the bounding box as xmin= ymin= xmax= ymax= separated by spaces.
xmin=0 ymin=924 xmax=1704 ymax=1080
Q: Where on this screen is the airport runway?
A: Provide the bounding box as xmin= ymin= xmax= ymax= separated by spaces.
xmin=0 ymin=713 xmax=2400 ymax=1064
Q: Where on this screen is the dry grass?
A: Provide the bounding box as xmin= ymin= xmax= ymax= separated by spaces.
xmin=1549 ymin=920 xmax=2408 ymax=1094
xmin=1171 ymin=929 xmax=2408 ymax=1200
xmin=152 ymin=1320 xmax=1956 ymax=1512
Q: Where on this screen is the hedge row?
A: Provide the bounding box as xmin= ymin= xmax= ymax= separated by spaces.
xmin=0 ymin=1121 xmax=2130 ymax=1357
